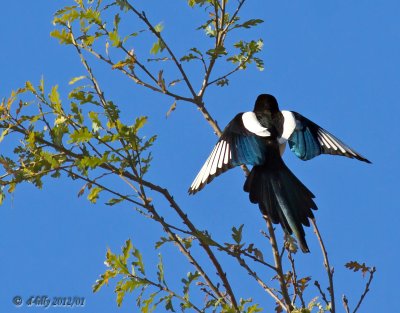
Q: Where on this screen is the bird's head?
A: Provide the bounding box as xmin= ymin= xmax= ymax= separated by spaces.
xmin=253 ymin=94 xmax=279 ymax=114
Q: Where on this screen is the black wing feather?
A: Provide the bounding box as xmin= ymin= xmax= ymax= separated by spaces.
xmin=189 ymin=113 xmax=267 ymax=194
xmin=288 ymin=111 xmax=371 ymax=163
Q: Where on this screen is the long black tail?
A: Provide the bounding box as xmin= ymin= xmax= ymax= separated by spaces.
xmin=244 ymin=153 xmax=318 ymax=253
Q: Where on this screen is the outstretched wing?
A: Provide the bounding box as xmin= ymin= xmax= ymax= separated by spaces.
xmin=189 ymin=112 xmax=269 ymax=194
xmin=282 ymin=111 xmax=371 ymax=163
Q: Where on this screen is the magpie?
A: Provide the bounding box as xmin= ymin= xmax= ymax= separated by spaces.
xmin=188 ymin=94 xmax=370 ymax=253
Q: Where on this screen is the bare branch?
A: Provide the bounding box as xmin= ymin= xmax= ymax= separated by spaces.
xmin=236 ymin=255 xmax=287 ymax=311
xmin=342 ymin=295 xmax=350 ymax=313
xmin=262 ymin=212 xmax=293 ymax=312
xmin=315 ymin=280 xmax=330 ymax=308
xmin=312 ymin=218 xmax=335 ymax=313
xmin=353 ymin=267 xmax=376 ymax=313
xmin=288 ymin=251 xmax=306 ymax=308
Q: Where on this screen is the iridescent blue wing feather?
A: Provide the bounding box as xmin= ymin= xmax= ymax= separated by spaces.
xmin=288 ymin=111 xmax=370 ymax=163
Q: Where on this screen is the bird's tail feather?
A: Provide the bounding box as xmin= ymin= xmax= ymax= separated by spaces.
xmin=244 ymin=155 xmax=317 ymax=253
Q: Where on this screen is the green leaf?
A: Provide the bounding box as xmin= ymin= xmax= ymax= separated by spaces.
xmin=89 ymin=111 xmax=102 ymax=132
xmin=166 ymin=101 xmax=176 ymax=118
xmin=150 ymin=40 xmax=160 ymax=55
xmin=109 ymin=30 xmax=121 ymax=47
xmin=116 ymin=283 xmax=125 ymax=307
xmin=246 ymin=303 xmax=263 ymax=313
xmin=69 ymin=127 xmax=93 ymax=143
xmin=155 ymin=236 xmax=170 ymax=249
xmin=115 ymin=0 xmax=129 ymax=11
xmin=122 ymin=239 xmax=133 ymax=263
xmin=87 ymin=187 xmax=102 ymax=203
xmin=82 ymin=35 xmax=96 ymax=46
xmin=195 ymin=230 xmax=217 ymax=246
xmin=233 ymin=18 xmax=264 ymax=29
xmin=0 ymin=188 xmax=5 ymax=205
xmin=112 ymin=60 xmax=129 ymax=69
xmin=182 ymin=271 xmax=200 ymax=297
xmin=206 ymin=45 xmax=227 ymax=58
xmin=0 ymin=128 xmax=10 ymax=143
xmin=49 ymin=85 xmax=62 ymax=113
xmin=93 ymin=269 xmax=117 ymax=292
xmin=150 ymin=39 xmax=165 ymax=55
xmin=133 ymin=247 xmax=145 ymax=275
xmin=154 ymin=22 xmax=164 ymax=33
xmin=141 ymin=292 xmax=157 ymax=313
xmin=188 ymin=0 xmax=209 ymax=7
xmin=40 ymin=151 xmax=61 ymax=169
xmin=165 ymin=296 xmax=175 ymax=312
xmin=216 ymin=78 xmax=229 ymax=87
xmin=69 ymin=76 xmax=86 ymax=85
xmin=114 ymin=13 xmax=121 ymax=31
xmin=25 ymin=81 xmax=36 ymax=92
xmin=106 ymin=197 xmax=125 ymax=206
xmin=81 ymin=8 xmax=101 ymax=24
xmin=156 ymin=254 xmax=166 ymax=286
xmin=232 ymin=224 xmax=244 ymax=244
xmin=50 ymin=29 xmax=73 ymax=45
xmin=204 ymin=25 xmax=216 ymax=37
xmin=39 ymin=76 xmax=45 ymax=93
xmin=133 ymin=116 xmax=147 ymax=133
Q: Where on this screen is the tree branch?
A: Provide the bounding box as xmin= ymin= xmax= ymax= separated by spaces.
xmin=262 ymin=212 xmax=293 ymax=311
xmin=352 ymin=267 xmax=376 ymax=313
xmin=315 ymin=280 xmax=330 ymax=308
xmin=236 ymin=255 xmax=287 ymax=311
xmin=127 ymin=273 xmax=203 ymax=313
xmin=342 ymin=295 xmax=350 ymax=313
xmin=312 ymin=218 xmax=335 ymax=313
xmin=288 ymin=250 xmax=306 ymax=308
xmin=124 ymin=1 xmax=197 ymax=98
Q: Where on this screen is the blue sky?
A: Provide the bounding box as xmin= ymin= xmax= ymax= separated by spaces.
xmin=0 ymin=0 xmax=399 ymax=312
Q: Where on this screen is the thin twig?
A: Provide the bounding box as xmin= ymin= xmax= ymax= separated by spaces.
xmin=124 ymin=1 xmax=197 ymax=98
xmin=148 ymin=185 xmax=239 ymax=311
xmin=62 ymin=168 xmax=145 ymax=208
xmin=342 ymin=295 xmax=350 ymax=313
xmin=236 ymin=255 xmax=286 ymax=311
xmin=262 ymin=212 xmax=293 ymax=312
xmin=353 ymin=267 xmax=376 ymax=313
xmin=288 ymin=251 xmax=306 ymax=308
xmin=127 ymin=274 xmax=203 ymax=313
xmin=312 ymin=218 xmax=335 ymax=313
xmin=82 ymin=43 xmax=196 ymax=103
xmin=206 ymin=64 xmax=242 ymax=87
xmin=224 ymin=0 xmax=246 ymax=32
xmin=314 ymin=280 xmax=330 ymax=308
xmin=161 ymin=221 xmax=276 ymax=271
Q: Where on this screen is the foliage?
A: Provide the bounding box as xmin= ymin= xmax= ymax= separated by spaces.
xmin=0 ymin=0 xmax=375 ymax=312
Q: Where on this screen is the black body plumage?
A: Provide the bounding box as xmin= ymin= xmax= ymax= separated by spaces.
xmin=245 ymin=95 xmax=316 ymax=252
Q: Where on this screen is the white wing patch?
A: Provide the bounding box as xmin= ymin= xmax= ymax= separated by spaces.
xmin=242 ymin=112 xmax=270 ymax=137
xmin=189 ymin=139 xmax=232 ymax=192
xmin=279 ymin=110 xmax=296 ymax=144
xmin=316 ymin=129 xmax=357 ymax=156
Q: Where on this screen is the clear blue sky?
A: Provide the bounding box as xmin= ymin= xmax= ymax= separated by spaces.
xmin=0 ymin=0 xmax=398 ymax=312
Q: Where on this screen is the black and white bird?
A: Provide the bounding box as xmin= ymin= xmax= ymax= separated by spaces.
xmin=188 ymin=94 xmax=370 ymax=253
